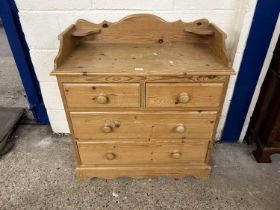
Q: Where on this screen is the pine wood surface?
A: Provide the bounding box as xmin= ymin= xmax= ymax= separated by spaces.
xmin=70 ymin=111 xmax=217 ymax=140
xmin=51 ymin=14 xmax=234 ymax=180
xmin=76 ymin=164 xmax=211 ymax=180
xmin=54 ymin=43 xmax=233 ymax=75
xmin=51 ymin=14 xmax=234 ymax=76
xmin=58 ymin=75 xmax=228 ymax=83
xmin=77 ymin=140 xmax=210 ymax=165
xmin=63 ymin=83 xmax=140 ymax=108
xmin=146 ymin=82 xmax=223 ymax=108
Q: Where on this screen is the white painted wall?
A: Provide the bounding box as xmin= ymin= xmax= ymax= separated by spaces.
xmin=216 ymin=0 xmax=257 ymax=140
xmin=15 ymin=0 xmax=257 ymax=139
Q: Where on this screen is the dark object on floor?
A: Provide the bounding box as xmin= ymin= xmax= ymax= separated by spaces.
xmin=0 ymin=107 xmax=24 ymax=158
xmin=245 ymin=37 xmax=280 ymax=163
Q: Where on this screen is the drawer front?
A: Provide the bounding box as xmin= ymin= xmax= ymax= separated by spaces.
xmin=71 ymin=112 xmax=216 ymax=140
xmin=63 ymin=83 xmax=140 ymax=108
xmin=146 ymin=83 xmax=224 ymax=108
xmin=77 ymin=141 xmax=209 ymax=165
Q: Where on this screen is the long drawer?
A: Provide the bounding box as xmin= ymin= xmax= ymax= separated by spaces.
xmin=63 ymin=83 xmax=140 ymax=108
xmin=77 ymin=141 xmax=210 ymax=165
xmin=146 ymin=83 xmax=224 ymax=108
xmin=70 ymin=111 xmax=217 ymax=140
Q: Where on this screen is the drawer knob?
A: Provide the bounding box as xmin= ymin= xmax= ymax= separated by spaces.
xmin=171 ymin=152 xmax=181 ymax=159
xmin=175 ymin=124 xmax=185 ymax=133
xmin=102 ymin=125 xmax=113 ymax=133
xmin=106 ymin=153 xmax=116 ymax=160
xmin=178 ymin=92 xmax=190 ymax=104
xmin=96 ymin=93 xmax=109 ymax=104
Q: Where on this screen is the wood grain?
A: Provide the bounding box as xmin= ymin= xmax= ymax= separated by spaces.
xmin=71 ymin=28 xmax=101 ymax=38
xmin=58 ymin=75 xmax=229 ymax=83
xmin=54 ymin=25 xmax=76 ymax=69
xmin=77 ymin=140 xmax=209 ymax=165
xmin=73 ymin=15 xmax=206 ymax=44
xmin=63 ymin=83 xmax=140 ymax=108
xmin=76 ymin=164 xmax=211 ymax=180
xmin=70 ymin=111 xmax=217 ymax=140
xmin=209 ymin=23 xmax=232 ymax=66
xmin=51 ymin=14 xmax=235 ymax=180
xmin=184 ymin=19 xmax=215 ymax=36
xmin=51 ymin=14 xmax=233 ymax=73
xmin=146 ymin=83 xmax=224 ymax=108
xmin=52 ymin=43 xmax=233 ymax=75
xmin=56 ymin=78 xmax=82 ymax=165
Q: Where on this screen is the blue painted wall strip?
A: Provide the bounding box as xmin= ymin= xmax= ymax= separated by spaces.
xmin=0 ymin=0 xmax=49 ymax=123
xmin=222 ymin=0 xmax=280 ymax=141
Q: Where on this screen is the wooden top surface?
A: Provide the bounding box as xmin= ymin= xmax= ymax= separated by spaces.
xmin=53 ymin=43 xmax=233 ymax=75
xmin=51 ymin=14 xmax=234 ymax=76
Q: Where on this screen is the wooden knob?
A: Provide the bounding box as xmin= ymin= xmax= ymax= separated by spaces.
xmin=106 ymin=153 xmax=116 ymax=160
xmin=96 ymin=93 xmax=108 ymax=104
xmin=178 ymin=92 xmax=190 ymax=104
xmin=102 ymin=125 xmax=113 ymax=133
xmin=171 ymin=152 xmax=181 ymax=159
xmin=175 ymin=124 xmax=185 ymax=133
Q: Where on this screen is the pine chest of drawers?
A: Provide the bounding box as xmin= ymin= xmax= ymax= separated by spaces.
xmin=51 ymin=14 xmax=234 ymax=180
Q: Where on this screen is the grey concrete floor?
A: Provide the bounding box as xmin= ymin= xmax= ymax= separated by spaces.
xmin=0 ymin=26 xmax=28 ymax=108
xmin=0 ymin=125 xmax=280 ymax=209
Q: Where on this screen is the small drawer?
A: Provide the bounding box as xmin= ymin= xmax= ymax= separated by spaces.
xmin=146 ymin=83 xmax=224 ymax=108
xmin=63 ymin=83 xmax=140 ymax=108
xmin=77 ymin=141 xmax=210 ymax=165
xmin=70 ymin=111 xmax=216 ymax=140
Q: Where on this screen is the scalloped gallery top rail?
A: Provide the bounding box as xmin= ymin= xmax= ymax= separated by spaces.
xmin=52 ymin=14 xmax=232 ymax=72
